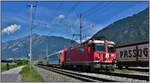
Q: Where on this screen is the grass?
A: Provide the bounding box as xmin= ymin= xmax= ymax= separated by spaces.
xmin=1 ymin=63 xmax=18 ymax=72
xmin=1 ymin=60 xmax=28 ymax=72
xmin=113 ymin=68 xmax=136 ymax=74
xmin=20 ymin=65 xmax=44 ymax=82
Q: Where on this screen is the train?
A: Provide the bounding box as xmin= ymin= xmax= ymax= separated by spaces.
xmin=38 ymin=38 xmax=117 ymax=72
xmin=116 ymin=41 xmax=149 ymax=68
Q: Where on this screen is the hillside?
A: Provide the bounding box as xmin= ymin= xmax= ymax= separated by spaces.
xmin=93 ymin=8 xmax=149 ymax=45
xmin=2 ymin=34 xmax=78 ymax=60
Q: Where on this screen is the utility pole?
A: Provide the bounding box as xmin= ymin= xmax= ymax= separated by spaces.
xmin=27 ymin=4 xmax=37 ymax=70
xmin=79 ymin=14 xmax=83 ymax=44
xmin=46 ymin=45 xmax=48 ymax=56
xmin=72 ymin=14 xmax=83 ymax=45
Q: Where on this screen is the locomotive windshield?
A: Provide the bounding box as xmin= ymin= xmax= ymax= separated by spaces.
xmin=95 ymin=44 xmax=105 ymax=52
xmin=108 ymin=44 xmax=115 ymax=53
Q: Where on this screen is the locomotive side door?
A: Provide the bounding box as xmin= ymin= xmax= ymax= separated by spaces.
xmin=88 ymin=43 xmax=94 ymax=62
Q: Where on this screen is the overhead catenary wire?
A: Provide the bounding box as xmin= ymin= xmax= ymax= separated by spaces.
xmin=36 ymin=2 xmax=63 ymax=29
xmin=32 ymin=2 xmax=114 ymax=42
xmin=82 ymin=3 xmax=109 ymax=21
xmin=48 ymin=2 xmax=63 ymax=26
xmin=69 ymin=3 xmax=105 ymax=42
xmin=82 ymin=4 xmax=135 ymax=42
xmin=81 ymin=2 xmax=102 ymax=15
xmin=33 ymin=2 xmax=79 ymax=32
xmin=78 ymin=3 xmax=114 ymax=41
xmin=66 ymin=2 xmax=80 ymax=19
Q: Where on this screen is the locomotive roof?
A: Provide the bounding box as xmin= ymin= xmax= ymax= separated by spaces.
xmin=68 ymin=39 xmax=115 ymax=49
xmin=89 ymin=40 xmax=115 ymax=44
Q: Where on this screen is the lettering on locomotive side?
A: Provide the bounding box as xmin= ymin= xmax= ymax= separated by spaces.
xmin=117 ymin=44 xmax=149 ymax=61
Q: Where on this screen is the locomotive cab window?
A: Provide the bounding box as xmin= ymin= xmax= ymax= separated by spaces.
xmin=108 ymin=44 xmax=115 ymax=53
xmin=94 ymin=44 xmax=105 ymax=52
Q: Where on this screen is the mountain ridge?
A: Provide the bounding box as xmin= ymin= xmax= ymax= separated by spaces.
xmin=92 ymin=7 xmax=149 ymax=45
xmin=2 ymin=34 xmax=78 ymax=60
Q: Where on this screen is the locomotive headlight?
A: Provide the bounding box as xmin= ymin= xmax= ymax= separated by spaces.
xmin=105 ymin=53 xmax=110 ymax=58
xmin=111 ymin=54 xmax=114 ymax=57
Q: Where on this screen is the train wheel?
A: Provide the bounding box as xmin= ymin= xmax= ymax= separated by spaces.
xmin=81 ymin=66 xmax=86 ymax=72
xmin=76 ymin=65 xmax=81 ymax=71
xmin=66 ymin=65 xmax=72 ymax=70
xmin=111 ymin=68 xmax=114 ymax=71
xmin=86 ymin=66 xmax=91 ymax=72
xmin=125 ymin=66 xmax=128 ymax=69
xmin=118 ymin=66 xmax=122 ymax=69
xmin=69 ymin=65 xmax=74 ymax=70
xmin=107 ymin=68 xmax=113 ymax=72
xmin=90 ymin=66 xmax=97 ymax=72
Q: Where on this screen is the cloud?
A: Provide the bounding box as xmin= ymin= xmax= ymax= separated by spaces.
xmin=58 ymin=14 xmax=65 ymax=19
xmin=2 ymin=24 xmax=21 ymax=35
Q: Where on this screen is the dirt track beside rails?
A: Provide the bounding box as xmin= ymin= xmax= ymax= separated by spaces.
xmin=1 ymin=66 xmax=24 ymax=82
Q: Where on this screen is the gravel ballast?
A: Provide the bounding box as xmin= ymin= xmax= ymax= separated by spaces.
xmin=34 ymin=66 xmax=81 ymax=82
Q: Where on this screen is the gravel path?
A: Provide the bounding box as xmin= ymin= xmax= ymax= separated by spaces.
xmin=1 ymin=66 xmax=24 ymax=82
xmin=34 ymin=66 xmax=81 ymax=82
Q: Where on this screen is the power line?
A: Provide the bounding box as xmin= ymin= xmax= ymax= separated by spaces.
xmin=66 ymin=2 xmax=80 ymax=19
xmin=81 ymin=2 xmax=101 ymax=15
xmin=54 ymin=2 xmax=99 ymax=43
xmin=82 ymin=3 xmax=132 ymax=35
xmin=35 ymin=2 xmax=64 ymax=30
xmin=32 ymin=2 xmax=79 ymax=33
xmin=78 ymin=3 xmax=113 ymax=40
xmin=32 ymin=2 xmax=105 ymax=44
xmin=49 ymin=2 xmax=63 ymax=26
xmin=66 ymin=3 xmax=105 ymax=43
xmin=83 ymin=3 xmax=108 ymax=19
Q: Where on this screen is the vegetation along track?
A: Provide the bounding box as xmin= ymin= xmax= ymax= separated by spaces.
xmin=37 ymin=65 xmax=147 ymax=82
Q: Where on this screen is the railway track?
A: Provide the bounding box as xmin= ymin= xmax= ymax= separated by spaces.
xmin=99 ymin=72 xmax=149 ymax=81
xmin=38 ymin=65 xmax=116 ymax=82
xmin=37 ymin=65 xmax=148 ymax=82
xmin=126 ymin=68 xmax=149 ymax=72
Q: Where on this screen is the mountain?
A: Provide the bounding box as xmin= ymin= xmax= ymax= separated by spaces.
xmin=93 ymin=8 xmax=149 ymax=45
xmin=2 ymin=34 xmax=78 ymax=60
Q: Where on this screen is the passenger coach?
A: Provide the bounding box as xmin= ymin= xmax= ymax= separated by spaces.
xmin=46 ymin=49 xmax=67 ymax=67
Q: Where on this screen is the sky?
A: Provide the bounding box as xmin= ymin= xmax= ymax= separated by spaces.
xmin=2 ymin=1 xmax=149 ymax=42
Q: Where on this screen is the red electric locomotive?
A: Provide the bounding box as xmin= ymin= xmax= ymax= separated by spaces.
xmin=64 ymin=39 xmax=117 ymax=72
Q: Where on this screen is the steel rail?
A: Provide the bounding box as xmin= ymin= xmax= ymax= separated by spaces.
xmin=99 ymin=72 xmax=149 ymax=81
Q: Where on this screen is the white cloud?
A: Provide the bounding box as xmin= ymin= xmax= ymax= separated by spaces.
xmin=2 ymin=24 xmax=21 ymax=35
xmin=58 ymin=14 xmax=65 ymax=19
